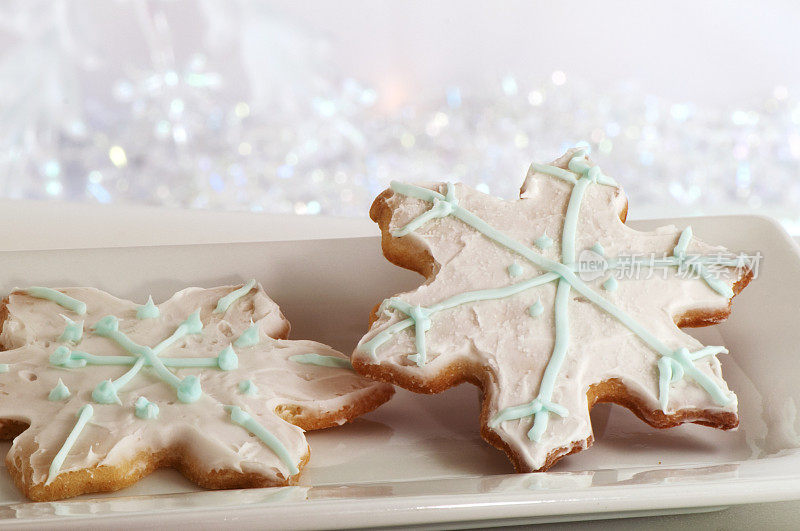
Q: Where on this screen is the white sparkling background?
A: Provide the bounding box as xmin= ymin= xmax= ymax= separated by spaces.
xmin=1 ymin=1 xmax=799 ymax=231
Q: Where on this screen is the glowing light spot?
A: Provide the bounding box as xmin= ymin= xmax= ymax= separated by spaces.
xmin=426 ymin=112 xmax=450 ymax=136
xmin=528 ymin=90 xmax=543 ymax=106
xmin=172 ymin=127 xmax=187 ymax=144
xmin=164 ymin=71 xmax=179 ymax=86
xmin=670 ymin=103 xmax=691 ymax=122
xmin=238 ymin=142 xmax=252 ymax=155
xmin=502 ymin=76 xmax=518 ymax=96
xmin=234 ymin=102 xmax=250 ymax=118
xmin=314 ymin=98 xmax=336 ymax=117
xmin=46 ymin=181 xmax=63 ymax=196
xmin=88 ymin=182 xmax=111 ymax=203
xmin=306 ymin=201 xmax=321 ymax=215
xmin=401 ymin=133 xmax=415 ymax=148
xmin=446 ymin=87 xmax=462 ymax=108
xmin=155 ymin=120 xmax=170 ymax=138
xmin=277 ymin=165 xmax=294 ymax=179
xmin=109 ymin=146 xmax=127 ymax=167
xmin=43 ymin=160 xmax=60 ymax=178
xmin=551 ymin=70 xmax=566 ymax=86
xmin=731 ymin=110 xmax=758 ymax=126
xmin=209 ymin=174 xmax=224 ymax=191
xmin=360 ymin=89 xmax=377 ymax=106
xmin=169 ymin=99 xmax=185 ymax=117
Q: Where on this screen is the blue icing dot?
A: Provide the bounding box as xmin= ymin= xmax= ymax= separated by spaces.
xmin=181 ymin=310 xmax=203 ymax=334
xmin=50 ymin=346 xmax=72 ymax=366
xmin=234 ymin=323 xmax=260 ymax=348
xmin=134 ymin=396 xmax=159 ymax=419
xmin=136 ymin=296 xmax=160 ymax=320
xmin=58 ymin=318 xmax=83 ymax=344
xmin=177 ymin=376 xmax=202 ymax=403
xmin=528 ymin=300 xmax=544 ymax=317
xmin=507 ymin=262 xmax=524 ymax=277
xmin=534 ymin=234 xmax=553 ymax=250
xmin=602 ymin=276 xmax=618 ymax=292
xmin=92 ymin=315 xmax=120 ymax=335
xmin=92 ymin=380 xmax=121 ymax=404
xmin=238 ymin=379 xmax=258 ymax=396
xmin=48 ymin=378 xmax=71 ymax=401
xmin=217 ymin=345 xmax=238 ymax=371
xmin=590 ymin=242 xmax=605 ymax=256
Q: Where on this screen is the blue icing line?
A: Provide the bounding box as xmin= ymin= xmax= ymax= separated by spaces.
xmin=289 ymin=353 xmax=353 ymax=369
xmin=217 ymin=345 xmax=238 ymax=370
xmin=658 ymin=347 xmax=733 ymax=411
xmin=91 ymin=310 xmax=204 ymax=401
xmin=238 ymin=379 xmax=258 ymax=396
xmin=507 ymin=262 xmax=524 ymax=278
xmin=673 ymin=226 xmax=734 ymax=298
xmin=361 ymin=272 xmax=560 ymax=358
xmin=92 ymin=356 xmax=146 ymax=405
xmin=135 ymin=396 xmax=159 ymax=419
xmin=214 ymin=279 xmax=257 ymax=314
xmin=48 ymin=378 xmax=71 ymax=401
xmin=602 ymin=276 xmax=618 ymax=292
xmin=136 ymin=296 xmax=160 ymax=320
xmin=225 ymin=405 xmax=299 ymax=475
xmin=0 ymin=364 xmax=8 ymax=373
xmin=24 ymin=287 xmax=86 ymax=315
xmin=534 ymin=233 xmax=553 ymax=250
xmin=57 ymin=316 xmax=83 ymax=344
xmin=234 ymin=323 xmax=260 ymax=348
xmin=383 ymin=148 xmax=735 ymax=440
xmin=51 ymin=347 xmax=232 ymax=370
xmin=386 ymin=299 xmax=432 ymax=366
xmin=530 ymin=163 xmax=577 ymax=185
xmin=47 ymin=404 xmax=93 ymax=485
xmin=391 ymin=182 xmax=459 ymax=237
xmin=45 ymin=302 xmax=310 ymax=484
xmin=528 ymin=300 xmax=544 ymax=318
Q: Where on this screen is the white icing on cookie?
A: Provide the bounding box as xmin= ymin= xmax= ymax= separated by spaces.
xmin=0 ymin=283 xmax=391 ymax=489
xmin=354 ymin=149 xmax=745 ymax=471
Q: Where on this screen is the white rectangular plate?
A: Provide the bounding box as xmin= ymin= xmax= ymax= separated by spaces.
xmin=0 ymin=215 xmax=799 ymax=528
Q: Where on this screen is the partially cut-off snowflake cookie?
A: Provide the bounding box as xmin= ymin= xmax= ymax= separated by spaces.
xmin=353 ymin=148 xmax=753 ymax=473
xmin=0 ymin=282 xmax=393 ymax=501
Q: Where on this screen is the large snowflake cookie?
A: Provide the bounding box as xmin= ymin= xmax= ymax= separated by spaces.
xmin=0 ymin=281 xmax=393 ymax=500
xmin=353 ymin=148 xmax=753 ymax=472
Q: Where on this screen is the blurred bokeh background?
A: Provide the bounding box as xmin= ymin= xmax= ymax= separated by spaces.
xmin=1 ymin=0 xmax=799 ymax=231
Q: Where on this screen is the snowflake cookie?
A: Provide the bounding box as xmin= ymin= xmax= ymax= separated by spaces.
xmin=0 ymin=281 xmax=393 ymax=500
xmin=353 ymin=148 xmax=753 ymax=472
